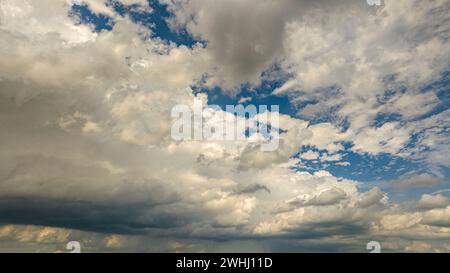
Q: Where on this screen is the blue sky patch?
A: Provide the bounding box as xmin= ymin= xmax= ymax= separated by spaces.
xmin=70 ymin=4 xmax=113 ymax=32
xmin=70 ymin=0 xmax=197 ymax=46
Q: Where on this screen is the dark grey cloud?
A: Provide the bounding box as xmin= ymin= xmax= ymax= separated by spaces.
xmin=164 ymin=0 xmax=369 ymax=92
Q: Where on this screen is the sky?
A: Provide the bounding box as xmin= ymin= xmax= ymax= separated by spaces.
xmin=0 ymin=0 xmax=449 ymax=252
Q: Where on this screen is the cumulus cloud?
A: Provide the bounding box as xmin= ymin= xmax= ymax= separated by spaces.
xmin=418 ymin=194 xmax=449 ymax=210
xmin=163 ymin=0 xmax=367 ymax=92
xmin=267 ymin=0 xmax=449 ymax=170
xmin=0 ymin=0 xmax=449 ymax=253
